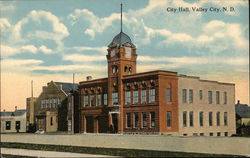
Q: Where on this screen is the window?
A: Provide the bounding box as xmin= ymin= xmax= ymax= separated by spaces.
xmin=15 ymin=121 xmax=20 ymax=130
xmin=224 ymin=132 xmax=228 ymax=136
xmin=182 ymin=89 xmax=187 ymax=103
xmin=142 ymin=112 xmax=147 ymax=128
xmin=200 ymin=133 xmax=204 ymax=136
xmin=41 ymin=100 xmax=45 ymax=108
xmin=167 ymin=111 xmax=172 ymax=127
xmin=217 ymin=132 xmax=221 ymax=136
xmin=141 ymin=89 xmax=146 ymax=104
xmin=183 ymin=111 xmax=187 ymax=127
xmin=166 ymin=88 xmax=172 ymax=102
xmin=209 ymin=112 xmax=213 ymax=126
xmin=125 ymin=91 xmax=131 ymax=105
xmin=216 ymin=112 xmax=220 ymax=126
xmin=199 ymin=90 xmax=203 ymax=100
xmin=6 ymin=121 xmax=11 ymax=130
xmin=189 ymin=89 xmax=193 ymax=103
xmin=223 ymin=92 xmax=227 ymax=104
xmin=126 ymin=113 xmax=131 ymax=128
xmin=45 ymin=99 xmax=49 ymax=108
xmin=84 ymin=95 xmax=89 ymax=106
xmin=150 ymin=112 xmax=155 ymax=128
xmin=50 ymin=99 xmax=53 ymax=108
xmin=53 ymin=98 xmax=56 ymax=108
xmin=149 ymin=89 xmax=155 ymax=103
xmin=183 ymin=134 xmax=188 ymax=136
xmin=133 ymin=90 xmax=138 ymax=104
xmin=189 ymin=111 xmax=193 ymax=127
xmin=199 ymin=112 xmax=203 ymax=126
xmin=112 ymin=92 xmax=118 ymax=105
xmin=134 ymin=112 xmax=139 ymax=128
xmin=209 ymin=133 xmax=213 ymax=136
xmin=216 ymin=91 xmax=220 ymax=104
xmin=208 ymin=91 xmax=212 ymax=104
xmin=224 ymin=112 xmax=228 ymax=126
xmin=193 ymin=133 xmax=198 ymax=136
xmin=90 ymin=94 xmax=95 ymax=106
xmin=97 ymin=94 xmax=101 ymax=106
xmin=103 ymin=93 xmax=107 ymax=105
xmin=50 ymin=117 xmax=53 ymax=126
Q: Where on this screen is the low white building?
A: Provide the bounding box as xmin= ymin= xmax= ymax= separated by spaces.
xmin=1 ymin=109 xmax=27 ymax=133
xmin=178 ymin=75 xmax=236 ymax=136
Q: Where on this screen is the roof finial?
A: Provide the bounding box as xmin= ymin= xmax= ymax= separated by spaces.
xmin=120 ymin=3 xmax=123 ymax=32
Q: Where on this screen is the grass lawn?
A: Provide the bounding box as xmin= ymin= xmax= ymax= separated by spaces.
xmin=0 ymin=142 xmax=245 ymax=157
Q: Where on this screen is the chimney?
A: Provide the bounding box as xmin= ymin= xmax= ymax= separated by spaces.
xmin=15 ymin=106 xmax=17 ymax=111
xmin=86 ymin=76 xmax=92 ymax=81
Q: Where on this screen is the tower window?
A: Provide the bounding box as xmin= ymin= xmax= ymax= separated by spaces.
xmin=128 ymin=67 xmax=132 ymax=73
xmin=124 ymin=66 xmax=128 ymax=72
xmin=112 ymin=66 xmax=118 ymax=74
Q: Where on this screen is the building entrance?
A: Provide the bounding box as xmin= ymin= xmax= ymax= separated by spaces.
xmin=111 ymin=114 xmax=118 ymax=133
xmin=86 ymin=116 xmax=94 ymax=133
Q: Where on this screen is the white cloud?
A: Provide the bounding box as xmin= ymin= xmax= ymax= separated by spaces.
xmin=63 ymin=54 xmax=106 ymax=62
xmin=1 ymin=45 xmax=18 ymax=57
xmin=31 ymin=64 xmax=105 ymax=73
xmin=28 ymin=10 xmax=69 ymax=35
xmin=68 ymin=9 xmax=120 ymax=39
xmin=1 ymin=59 xmax=44 ymax=72
xmin=39 ymin=45 xmax=52 ymax=54
xmin=1 ymin=44 xmax=54 ymax=57
xmin=10 ymin=10 xmax=69 ymax=52
xmin=21 ymin=45 xmax=38 ymax=53
xmin=69 ymin=46 xmax=107 ymax=53
xmin=0 ymin=18 xmax=11 ymax=30
xmin=138 ymin=56 xmax=248 ymax=66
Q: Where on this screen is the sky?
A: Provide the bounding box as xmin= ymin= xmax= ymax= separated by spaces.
xmin=0 ymin=0 xmax=249 ymax=111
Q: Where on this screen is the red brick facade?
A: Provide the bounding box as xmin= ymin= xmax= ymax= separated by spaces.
xmin=79 ymin=31 xmax=178 ymax=134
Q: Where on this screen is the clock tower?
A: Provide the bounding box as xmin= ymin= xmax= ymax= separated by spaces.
xmin=106 ymin=4 xmax=137 ymax=133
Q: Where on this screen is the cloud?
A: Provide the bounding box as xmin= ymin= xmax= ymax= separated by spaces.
xmin=1 ymin=59 xmax=44 ymax=72
xmin=39 ymin=45 xmax=52 ymax=54
xmin=63 ymin=54 xmax=106 ymax=62
xmin=21 ymin=45 xmax=38 ymax=53
xmin=68 ymin=9 xmax=120 ymax=39
xmin=1 ymin=44 xmax=54 ymax=57
xmin=10 ymin=10 xmax=69 ymax=52
xmin=31 ymin=64 xmax=105 ymax=73
xmin=69 ymin=46 xmax=107 ymax=53
xmin=0 ymin=4 xmax=15 ymax=11
xmin=138 ymin=56 xmax=248 ymax=66
xmin=0 ymin=18 xmax=11 ymax=31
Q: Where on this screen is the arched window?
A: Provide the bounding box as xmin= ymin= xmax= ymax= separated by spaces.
xmin=112 ymin=66 xmax=118 ymax=74
xmin=124 ymin=66 xmax=128 ymax=72
xmin=128 ymin=67 xmax=132 ymax=73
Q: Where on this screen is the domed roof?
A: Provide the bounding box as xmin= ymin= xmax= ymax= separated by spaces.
xmin=108 ymin=31 xmax=134 ymax=47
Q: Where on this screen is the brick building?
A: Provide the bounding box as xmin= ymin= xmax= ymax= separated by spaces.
xmin=78 ymin=5 xmax=236 ymax=136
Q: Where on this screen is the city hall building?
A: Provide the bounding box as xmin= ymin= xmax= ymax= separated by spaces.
xmin=78 ymin=29 xmax=236 ymax=136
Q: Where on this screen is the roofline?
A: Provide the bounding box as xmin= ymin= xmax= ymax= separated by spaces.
xmin=124 ymin=70 xmax=177 ymax=78
xmin=79 ymin=77 xmax=108 ymax=85
xmin=179 ymin=74 xmax=235 ymax=85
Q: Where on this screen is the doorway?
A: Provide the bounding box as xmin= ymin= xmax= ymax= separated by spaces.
xmin=112 ymin=114 xmax=118 ymax=133
xmin=86 ymin=116 xmax=94 ymax=133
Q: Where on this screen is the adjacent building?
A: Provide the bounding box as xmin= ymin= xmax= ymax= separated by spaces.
xmin=34 ymin=81 xmax=78 ymax=132
xmin=178 ymin=75 xmax=235 ymax=136
xmin=235 ymin=101 xmax=250 ymax=136
xmin=1 ymin=107 xmax=26 ymax=133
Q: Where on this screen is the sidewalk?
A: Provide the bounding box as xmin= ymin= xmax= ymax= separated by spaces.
xmin=1 ymin=148 xmax=119 ymax=157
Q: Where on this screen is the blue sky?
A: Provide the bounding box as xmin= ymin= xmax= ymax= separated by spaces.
xmin=1 ymin=0 xmax=249 ymax=111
